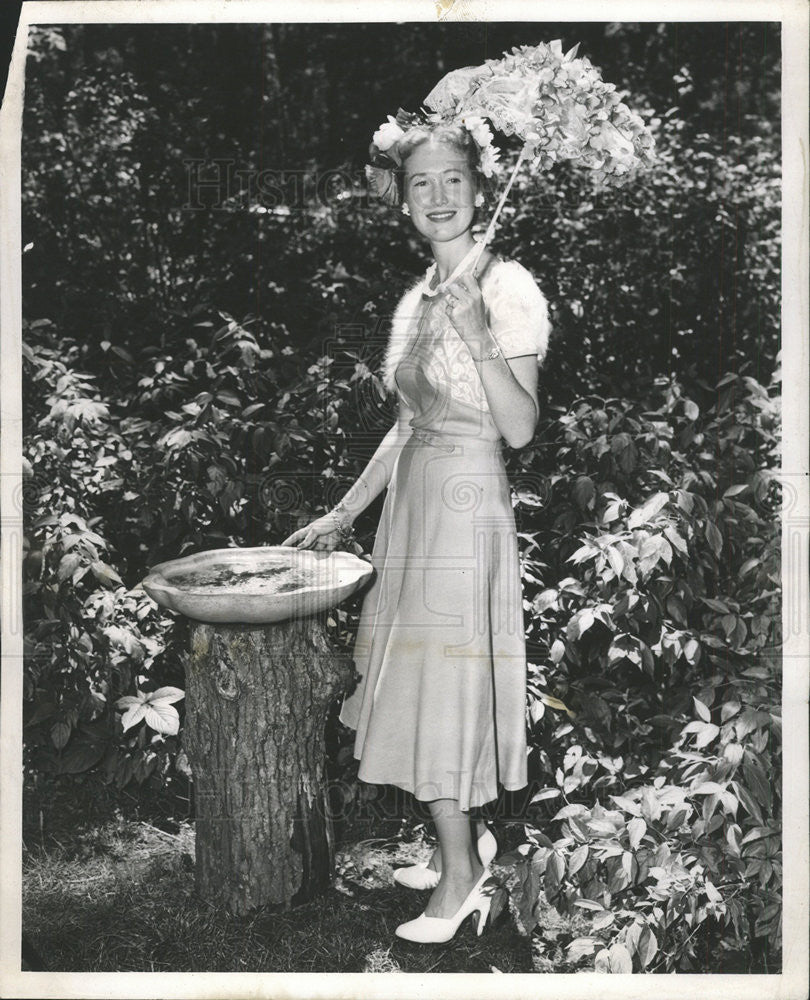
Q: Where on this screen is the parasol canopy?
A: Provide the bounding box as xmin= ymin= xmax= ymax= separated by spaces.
xmin=423 ymin=39 xmax=656 ymax=179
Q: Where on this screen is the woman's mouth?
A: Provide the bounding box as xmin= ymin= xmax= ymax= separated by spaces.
xmin=425 ymin=210 xmax=456 ymax=222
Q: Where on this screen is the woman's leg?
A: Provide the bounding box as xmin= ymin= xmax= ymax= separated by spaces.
xmin=423 ymin=798 xmax=484 ymax=918
xmin=426 ymin=816 xmax=488 ymax=872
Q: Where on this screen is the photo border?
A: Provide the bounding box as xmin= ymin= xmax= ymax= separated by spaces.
xmin=1 ymin=2 xmax=807 ymax=998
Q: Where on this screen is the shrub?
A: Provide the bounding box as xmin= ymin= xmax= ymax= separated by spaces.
xmin=23 ymin=323 xmax=181 ymax=789
xmin=508 ymin=362 xmax=781 ymax=971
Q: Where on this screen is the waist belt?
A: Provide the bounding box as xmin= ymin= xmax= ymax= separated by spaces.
xmin=408 ymin=428 xmax=502 ymax=453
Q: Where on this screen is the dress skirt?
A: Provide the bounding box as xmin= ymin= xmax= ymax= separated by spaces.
xmin=339 ymin=422 xmax=529 ymax=812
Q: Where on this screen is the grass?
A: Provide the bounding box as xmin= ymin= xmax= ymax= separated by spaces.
xmin=21 ymin=775 xmax=585 ymax=973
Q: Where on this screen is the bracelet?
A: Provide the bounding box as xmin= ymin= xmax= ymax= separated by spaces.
xmin=330 ymin=503 xmax=355 ymax=543
xmin=472 ymin=344 xmax=502 ymax=363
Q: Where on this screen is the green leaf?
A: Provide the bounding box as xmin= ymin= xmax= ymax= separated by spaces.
xmin=682 ymin=637 xmax=701 ymax=665
xmin=701 ymin=596 xmax=731 ymax=613
xmin=667 ymin=594 xmax=688 ymax=625
xmin=732 ymin=780 xmax=764 ymax=824
xmin=143 ymin=702 xmax=180 ymax=736
xmin=726 ymin=823 xmax=742 ymax=855
xmin=573 ymin=899 xmax=604 ymax=911
xmin=677 ymin=490 xmax=695 ymax=514
xmin=541 ymin=693 xmax=576 ymax=718
xmin=666 ymin=807 xmax=688 ymax=831
xmin=692 ymin=781 xmax=726 ymax=795
xmin=704 ymin=520 xmax=723 ymax=556
xmin=572 ymin=475 xmax=596 ymax=509
xmin=607 ymin=858 xmax=631 ymax=893
xmin=627 ymin=491 xmax=669 ymax=530
xmin=566 ymin=937 xmax=600 ymax=961
xmin=627 ymin=816 xmax=647 ymax=849
xmin=149 ymin=686 xmax=184 ymax=704
xmin=610 ymin=794 xmax=642 ymax=816
xmin=529 ymin=699 xmax=546 ymax=724
xmin=25 ymin=700 xmax=57 ymax=727
xmin=50 ymin=721 xmax=71 ymax=750
xmin=544 ymin=850 xmax=565 ymax=898
xmin=517 ymin=861 xmax=541 ymax=935
xmin=489 ymin=886 xmax=508 ymax=923
xmin=57 ymin=740 xmax=106 ymax=774
xmin=533 ymin=589 xmax=558 ymax=613
xmin=568 ymin=843 xmax=590 ymax=875
xmin=624 ymin=920 xmax=643 ymax=955
xmin=120 ymin=703 xmax=148 ymax=732
xmin=608 ymin=942 xmax=633 ymax=973
xmin=593 ymin=910 xmax=615 ymax=931
xmin=90 ymin=560 xmax=124 ymax=589
xmin=693 ymin=723 xmax=720 ymax=749
xmin=740 ymin=826 xmax=777 ymax=846
xmin=664 ymin=525 xmax=688 ymax=555
xmin=57 ymin=552 xmax=82 ymax=581
xmin=242 ymin=402 xmax=265 ymax=418
xmin=693 ymin=697 xmax=711 ymax=722
xmin=606 ymin=545 xmax=624 ymax=577
xmin=721 ymin=700 xmax=741 ymax=723
xmin=530 ymin=787 xmax=561 ymax=803
xmin=637 ymin=925 xmax=658 ymax=968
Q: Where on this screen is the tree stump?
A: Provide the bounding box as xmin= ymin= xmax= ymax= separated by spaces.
xmin=182 ymin=612 xmax=354 ymax=914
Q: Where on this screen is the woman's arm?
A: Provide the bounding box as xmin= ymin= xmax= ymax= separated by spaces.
xmin=334 ymin=396 xmax=415 ymax=526
xmin=472 ymin=349 xmax=539 ymax=449
xmin=281 ymin=396 xmax=414 ymax=548
xmin=442 ymin=268 xmax=543 ymax=449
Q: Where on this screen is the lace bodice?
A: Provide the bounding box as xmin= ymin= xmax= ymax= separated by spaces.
xmin=381 ymin=258 xmax=551 ymax=411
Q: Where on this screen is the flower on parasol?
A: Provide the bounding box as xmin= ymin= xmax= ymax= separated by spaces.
xmin=424 ymin=39 xmax=656 ymax=182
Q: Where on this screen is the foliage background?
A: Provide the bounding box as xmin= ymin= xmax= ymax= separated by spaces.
xmin=20 ymin=20 xmax=782 ymax=973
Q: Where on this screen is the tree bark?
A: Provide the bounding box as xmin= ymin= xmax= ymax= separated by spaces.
xmin=182 ymin=612 xmax=353 ymax=914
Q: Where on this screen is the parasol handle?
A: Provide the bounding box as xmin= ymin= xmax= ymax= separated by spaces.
xmin=471 ymin=143 xmax=530 ymax=273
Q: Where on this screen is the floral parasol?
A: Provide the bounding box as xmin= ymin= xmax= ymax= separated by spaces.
xmin=424 ymin=39 xmax=655 ymax=178
xmin=367 ymin=39 xmax=657 ymax=264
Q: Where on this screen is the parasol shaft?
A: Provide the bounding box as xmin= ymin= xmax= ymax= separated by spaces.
xmin=471 ymin=143 xmax=529 ymax=273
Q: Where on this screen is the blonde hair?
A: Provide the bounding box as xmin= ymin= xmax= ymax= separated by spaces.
xmin=395 ymin=124 xmax=493 ymax=204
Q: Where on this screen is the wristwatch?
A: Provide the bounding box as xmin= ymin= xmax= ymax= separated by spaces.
xmin=472 ymin=344 xmax=502 ymax=362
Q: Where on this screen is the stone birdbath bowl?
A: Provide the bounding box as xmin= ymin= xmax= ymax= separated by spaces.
xmin=142 ymin=545 xmax=374 ymax=914
xmin=142 ymin=545 xmax=373 ymax=625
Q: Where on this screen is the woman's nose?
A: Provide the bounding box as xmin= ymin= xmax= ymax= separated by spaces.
xmin=432 ymin=182 xmax=448 ymax=205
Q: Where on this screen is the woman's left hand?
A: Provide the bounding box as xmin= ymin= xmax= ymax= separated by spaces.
xmin=442 ymin=273 xmax=490 ymax=352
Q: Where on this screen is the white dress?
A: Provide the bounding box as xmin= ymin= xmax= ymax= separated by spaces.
xmin=339 ymin=254 xmax=551 ymax=811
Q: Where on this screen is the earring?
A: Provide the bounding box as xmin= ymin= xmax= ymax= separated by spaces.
xmin=474 ymin=191 xmax=485 ymax=208
xmin=401 ymin=203 xmax=410 ymax=216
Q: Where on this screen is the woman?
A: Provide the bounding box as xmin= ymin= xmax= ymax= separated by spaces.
xmin=282 ymin=118 xmax=550 ymax=943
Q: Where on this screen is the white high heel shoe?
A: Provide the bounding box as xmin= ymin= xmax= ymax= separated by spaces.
xmin=392 ymin=827 xmax=498 ymax=890
xmin=394 ymin=867 xmax=494 ymax=943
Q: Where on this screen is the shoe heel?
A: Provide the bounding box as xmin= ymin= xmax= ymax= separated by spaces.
xmin=475 ymin=904 xmax=489 ymax=936
xmin=477 ymin=827 xmax=498 ymax=867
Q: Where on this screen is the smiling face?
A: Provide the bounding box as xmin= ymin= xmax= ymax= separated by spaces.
xmin=401 ymin=136 xmax=479 ymax=245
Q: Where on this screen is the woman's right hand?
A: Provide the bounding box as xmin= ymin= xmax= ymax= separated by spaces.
xmin=280 ymin=512 xmax=343 ymax=551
